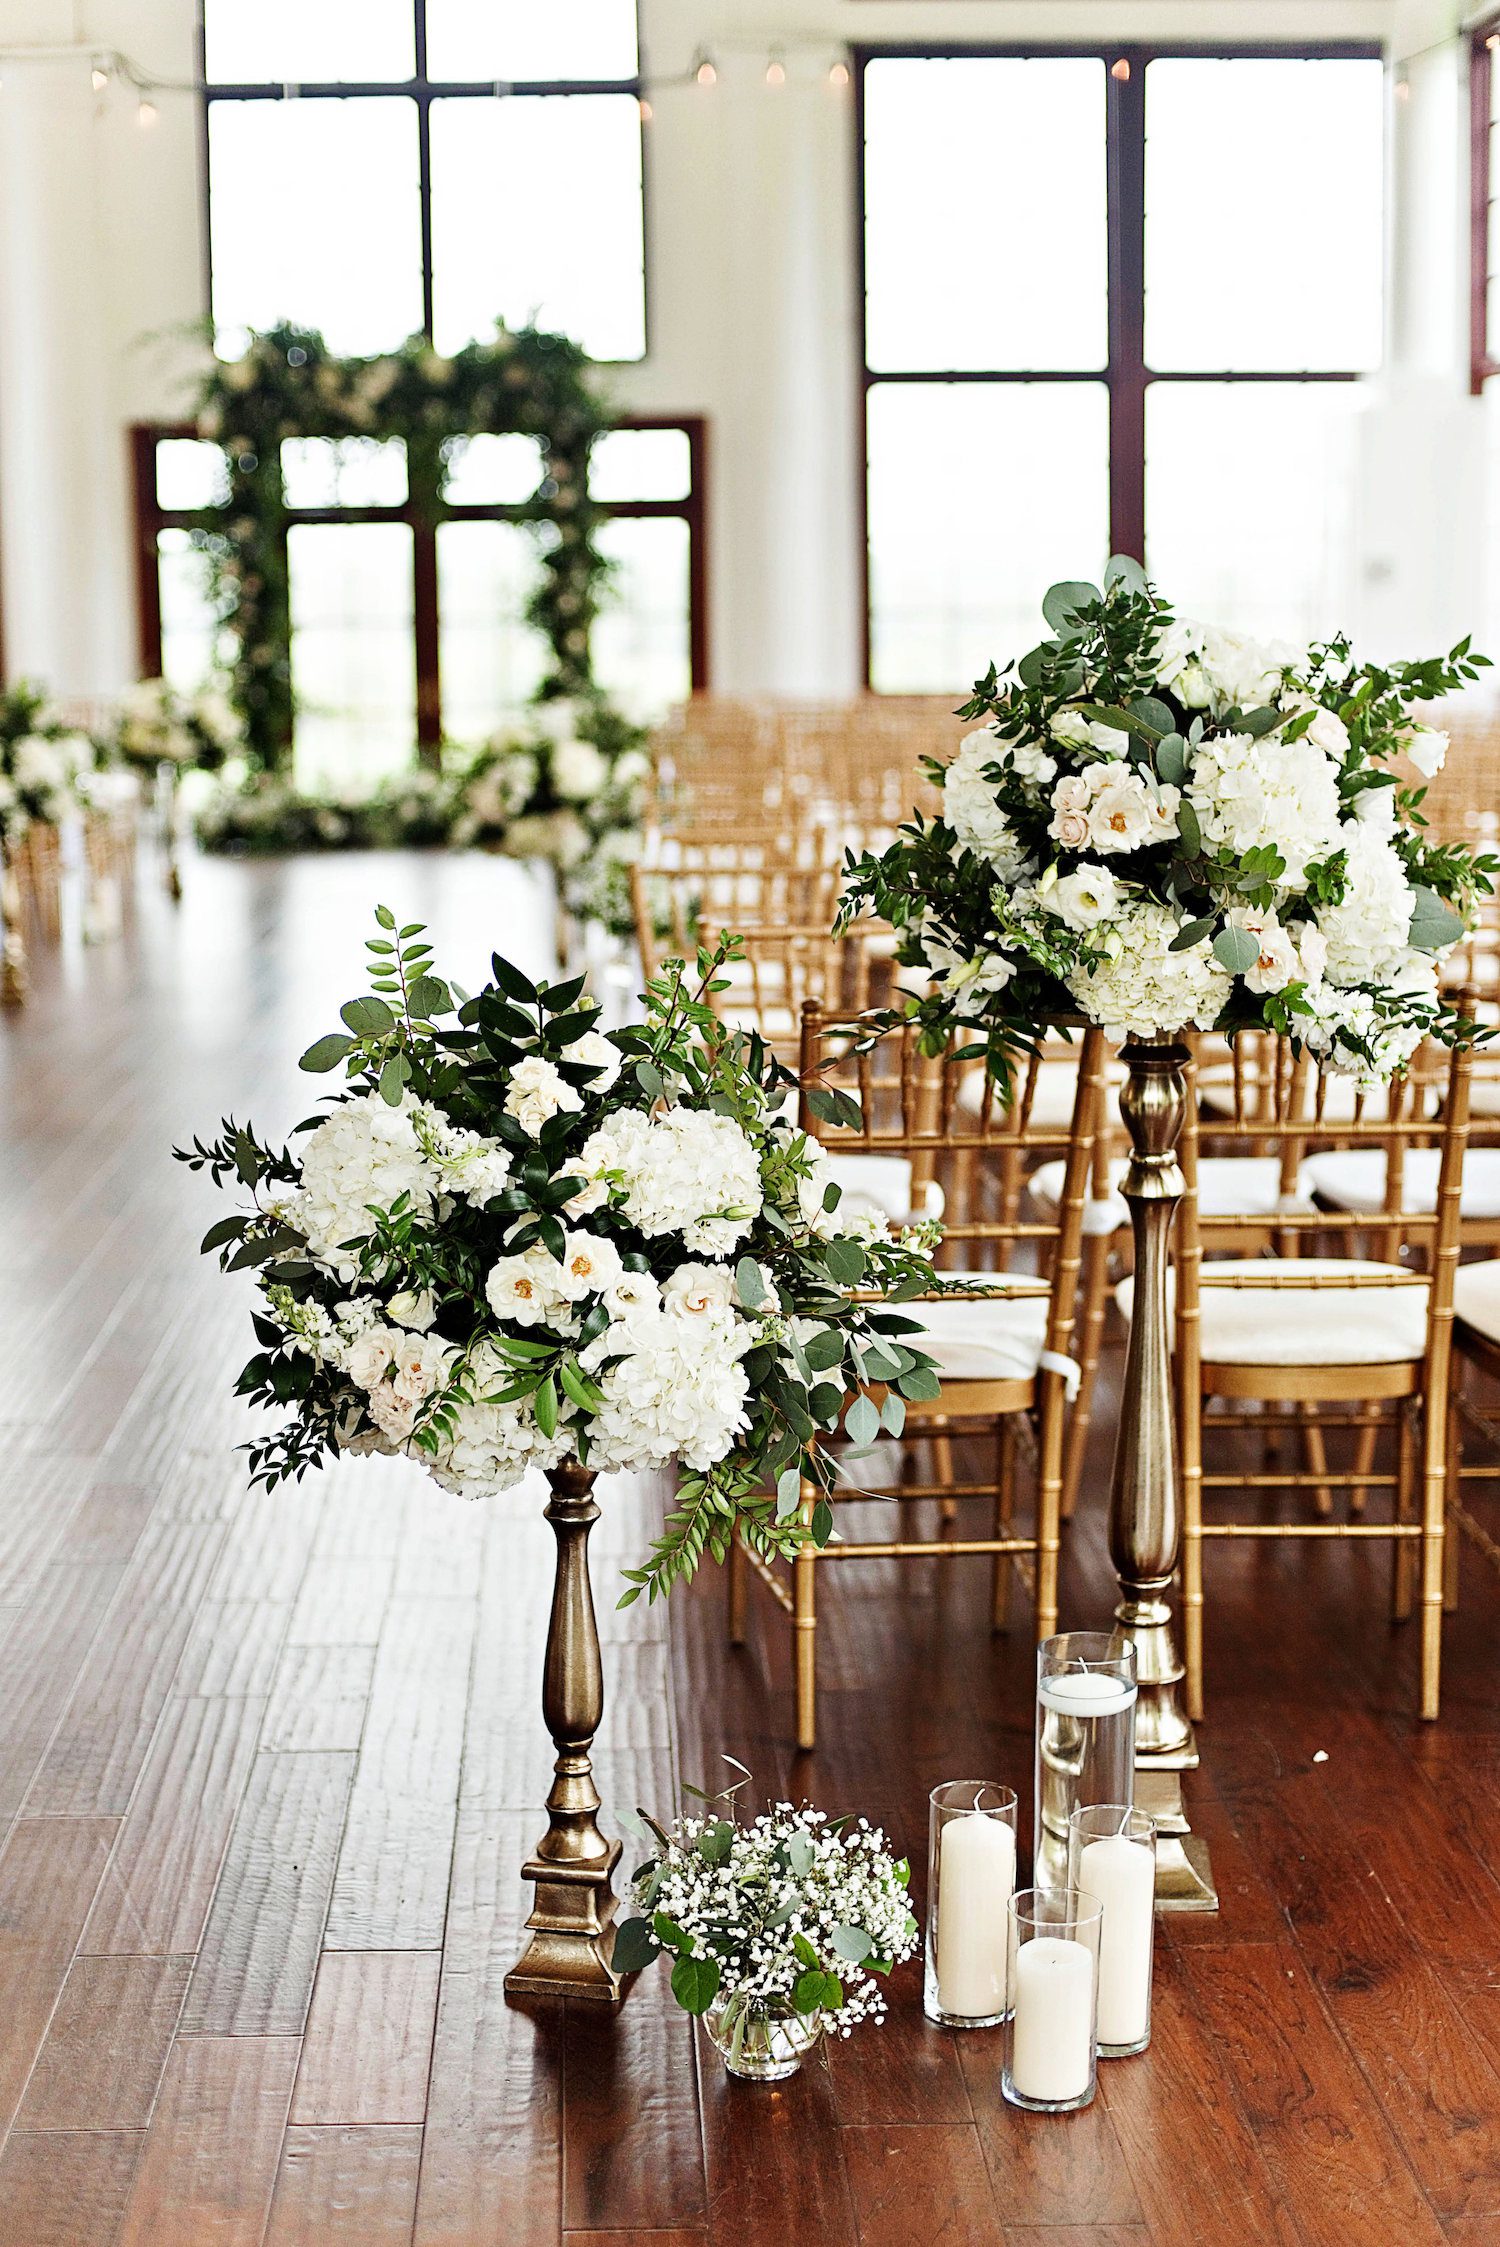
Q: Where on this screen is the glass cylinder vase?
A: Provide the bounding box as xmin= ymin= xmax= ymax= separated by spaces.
xmin=704 ymin=1996 xmax=822 ymax=2082
xmin=923 ymin=1781 xmax=1018 ymax=2027
xmin=1003 ymin=1887 xmax=1103 ymax=2113
xmin=1068 ymin=1803 xmax=1157 ymax=2058
xmin=1034 ymin=1631 xmax=1137 ymax=1890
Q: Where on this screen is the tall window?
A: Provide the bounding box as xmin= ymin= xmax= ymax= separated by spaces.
xmin=133 ymin=421 xmax=707 ymax=791
xmin=202 ymin=0 xmax=646 ymax=361
xmin=858 ymin=45 xmax=1384 ymax=691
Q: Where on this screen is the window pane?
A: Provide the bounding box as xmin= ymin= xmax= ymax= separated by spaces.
xmin=158 ymin=532 xmax=222 ymax=690
xmin=1145 ymin=382 xmax=1359 ymax=641
xmin=593 ymin=517 xmax=691 ymax=718
xmin=209 ymin=100 xmax=423 ymax=356
xmin=429 ymin=95 xmax=645 ymax=360
xmin=282 ymin=437 xmax=408 ymax=508
xmin=442 ymin=433 xmax=544 ymax=504
xmin=288 ymin=523 xmax=415 ymax=790
xmin=867 ymin=381 xmax=1110 ymax=693
xmin=436 ymin=520 xmax=547 ymax=742
xmin=589 ymin=427 xmax=691 ymax=501
xmin=425 ymin=0 xmax=637 ymax=82
xmin=203 ymin=0 xmax=415 ymax=83
xmin=863 ymin=58 xmax=1107 ymax=374
xmin=157 ymin=440 xmax=230 ymax=511
xmin=1145 ymin=59 xmax=1383 ymax=372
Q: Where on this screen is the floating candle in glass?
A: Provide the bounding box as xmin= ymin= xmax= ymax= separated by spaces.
xmin=1034 ymin=1631 xmax=1137 ymax=1890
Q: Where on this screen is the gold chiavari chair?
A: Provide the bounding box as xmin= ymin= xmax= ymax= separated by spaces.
xmin=727 ymin=1004 xmax=1105 ymax=1750
xmin=629 ymin=842 xmax=845 ymax=983
xmin=1151 ymin=1035 xmax=1480 ymax=1723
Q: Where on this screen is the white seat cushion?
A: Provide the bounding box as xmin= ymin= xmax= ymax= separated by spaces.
xmin=957 ymin=1058 xmax=1120 ymax=1128
xmin=1198 ymin=1077 xmax=1437 ymax=1125
xmin=827 ymin=1154 xmax=942 ymax=1228
xmin=1456 ymin=1259 xmax=1500 ymax=1346
xmin=1029 ymin=1155 xmax=1301 ymax=1231
xmin=909 ymin=1283 xmax=1049 ymax=1383
xmin=1116 ymin=1258 xmax=1428 ymax=1366
xmin=1300 ymin=1147 xmax=1500 ymax=1220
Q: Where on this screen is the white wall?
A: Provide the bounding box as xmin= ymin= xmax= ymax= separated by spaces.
xmin=8 ymin=0 xmax=1483 ymax=709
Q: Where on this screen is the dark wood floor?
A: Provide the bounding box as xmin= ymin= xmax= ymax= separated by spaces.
xmin=4 ymin=853 xmax=1500 ymax=2246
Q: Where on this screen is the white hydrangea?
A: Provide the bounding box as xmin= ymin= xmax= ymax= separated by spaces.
xmin=574 ymin=1105 xmax=764 ymax=1256
xmin=290 ymin=1093 xmax=437 ymax=1281
xmin=1187 ymin=731 xmax=1342 ymax=889
xmin=1067 ymin=899 xmax=1232 ymax=1038
xmin=1316 ymin=823 xmax=1416 ymax=987
xmin=943 ymin=731 xmax=1031 ymax=876
xmin=551 ymin=739 xmax=609 ymax=801
xmin=588 ymin=1297 xmax=753 ymax=1471
xmin=427 ymin=1337 xmax=570 ymax=1495
xmin=1197 ymin=626 xmax=1297 ymax=711
xmin=1301 ymin=981 xmax=1432 ymax=1079
xmin=414 ymin=1107 xmax=512 ymax=1209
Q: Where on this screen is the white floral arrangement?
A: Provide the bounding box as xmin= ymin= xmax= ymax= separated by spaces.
xmin=178 ymin=911 xmax=942 ymax=1600
xmin=451 ymin=697 xmax=649 ymax=936
xmin=111 ymin=677 xmax=236 ymax=773
xmin=612 ymin=1790 xmax=918 ymax=2044
xmin=843 ymin=562 xmax=1495 ymax=1077
xmin=0 ymin=681 xmax=94 ymax=843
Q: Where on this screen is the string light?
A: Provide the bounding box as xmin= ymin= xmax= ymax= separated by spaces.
xmin=91 ymin=58 xmax=109 ymax=91
xmin=1489 ymin=33 xmax=1499 ymax=51
xmin=828 ymin=59 xmax=850 ymax=89
xmin=765 ymin=51 xmax=786 ymax=88
xmin=1110 ymin=58 xmax=1131 ymax=82
xmin=1394 ymin=77 xmax=1411 ymax=101
xmin=638 ymin=94 xmax=652 ymax=121
xmin=137 ymin=96 xmax=158 ymax=128
xmin=694 ymin=51 xmax=717 ymax=87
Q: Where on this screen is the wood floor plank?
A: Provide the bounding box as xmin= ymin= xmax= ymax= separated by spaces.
xmin=285 ymin=1555 xmax=395 ymax=1647
xmin=0 ymin=1815 xmax=118 ymax=2135
xmin=0 ymin=1558 xmax=129 ymax=1826
xmin=562 ymin=2003 xmax=706 ymax=2234
xmin=80 ymin=1696 xmax=269 ymax=1956
xmin=959 ymin=2028 xmax=1144 ymax=2232
xmin=115 ymin=2034 xmax=300 ymax=2247
xmin=1180 ymin=1939 xmax=1449 ymax=2246
xmin=840 ymin=2123 xmax=998 ymax=2245
xmin=700 ymin=2041 xmax=858 ymax=2244
xmin=0 ymin=2128 xmax=143 ymax=2247
xmin=180 ymin=1750 xmax=357 ymax=2037
xmin=325 ymin=1595 xmax=476 ymax=1950
xmin=824 ymin=1959 xmax=973 ymax=2127
xmin=263 ymin=2124 xmax=422 ymax=2247
xmin=15 ymin=1952 xmax=191 ymax=2130
xmin=291 ymin=1950 xmax=441 ymax=2125
xmin=262 ymin=1644 xmax=376 ymax=1752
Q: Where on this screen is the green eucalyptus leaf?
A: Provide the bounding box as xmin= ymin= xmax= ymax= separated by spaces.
xmin=378 ymin=1053 xmax=409 ymax=1106
xmin=1155 ymin=735 xmax=1187 ymax=786
xmin=1128 ymin=695 xmax=1177 ymax=737
xmin=830 ymin=1923 xmax=875 ymax=1963
xmin=776 ymin=1466 xmax=804 ymax=1520
xmin=340 ymin=996 xmax=395 ymax=1037
xmin=1177 ymin=799 xmax=1203 ymax=857
xmin=1408 ymin=885 xmax=1465 ymax=953
xmin=610 ymin=1916 xmax=662 ymax=1975
xmin=735 ymin=1255 xmax=765 ymax=1309
xmin=1212 ymin=925 xmax=1263 ymax=975
xmin=1169 ymin=914 xmax=1215 ymax=953
xmin=670 ymin=1954 xmax=722 ymax=2016
xmin=299 ymin=1033 xmax=354 ymax=1073
xmin=788 ymin=1833 xmax=816 ymax=1878
xmin=1042 ymin=579 xmax=1100 ymax=637
xmin=845 ymin=1394 xmax=881 ymax=1449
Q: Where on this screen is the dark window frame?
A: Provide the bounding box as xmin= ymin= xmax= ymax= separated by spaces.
xmin=130 ymin=416 xmax=711 ymax=737
xmin=854 ymin=38 xmax=1384 ymax=690
xmin=1471 ymin=18 xmax=1500 ymax=395
xmin=198 ymin=0 xmax=650 ymax=362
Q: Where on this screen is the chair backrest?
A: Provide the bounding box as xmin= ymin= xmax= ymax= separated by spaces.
xmin=796 ymin=1001 xmax=1107 ymax=1358
xmin=629 ymin=843 xmax=845 ymax=980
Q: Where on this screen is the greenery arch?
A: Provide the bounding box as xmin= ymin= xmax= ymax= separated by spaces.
xmin=190 ymin=323 xmax=616 ymax=769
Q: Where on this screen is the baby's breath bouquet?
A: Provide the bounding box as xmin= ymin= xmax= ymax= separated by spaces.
xmin=613 ymin=1783 xmax=918 ymax=2080
xmin=177 ymin=910 xmax=940 ymax=1598
xmin=842 ymin=560 xmax=1495 ymax=1078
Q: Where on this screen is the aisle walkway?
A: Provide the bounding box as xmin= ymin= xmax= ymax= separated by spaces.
xmin=1 ymin=855 xmax=1499 ymax=2245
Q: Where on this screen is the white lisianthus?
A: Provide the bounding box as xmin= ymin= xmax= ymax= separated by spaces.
xmin=485 ymin=1244 xmax=567 ymax=1327
xmin=1405 ymin=725 xmax=1449 ymax=779
xmin=291 ymin=1093 xmax=437 ymax=1280
xmin=1068 ymin=899 xmax=1232 ymax=1039
xmin=1152 ymin=617 xmax=1206 ymax=694
xmin=1049 ymin=709 xmax=1093 ymax=748
xmin=1304 ymin=707 xmax=1351 ymax=761
xmin=504 ymin=1055 xmax=584 ymax=1136
xmin=1087 ymin=722 xmax=1132 ymax=759
xmin=1352 ymin=783 xmax=1398 ymax=834
xmin=571 ymin=1027 xmax=622 ymax=1090
xmin=1316 ymin=822 xmax=1417 ymax=987
xmin=1045 ymin=862 xmax=1121 ymax=932
xmin=552 ymin=739 xmax=609 ymax=801
xmin=943 ymin=731 xmax=1030 ymax=876
xmin=554 ymin=1228 xmax=625 ymax=1303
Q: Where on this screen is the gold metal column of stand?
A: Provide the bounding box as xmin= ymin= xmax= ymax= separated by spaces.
xmin=505 ymin=1458 xmax=626 ymax=2001
xmin=0 ymin=839 xmax=28 ymax=1007
xmin=1108 ymin=1039 xmax=1218 ymax=1912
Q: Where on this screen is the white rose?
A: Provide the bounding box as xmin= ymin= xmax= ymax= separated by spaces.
xmin=391 ymin=1331 xmax=453 ymax=1404
xmin=1226 ymin=906 xmax=1300 ymax=995
xmin=662 ymin=1262 xmax=736 ymax=1319
xmin=485 ymin=1246 xmax=565 ymax=1326
xmin=1176 ymin=663 xmax=1213 ymax=709
xmin=1045 ymin=863 xmax=1121 ymax=932
xmin=1304 ymin=707 xmax=1351 ymax=760
xmin=1406 ymin=725 xmax=1448 ymax=779
xmin=604 ymin=1271 xmax=661 ymax=1326
xmin=571 ymin=1027 xmax=621 ymax=1090
xmin=504 ymin=1055 xmax=584 ymax=1136
xmin=554 ymin=1229 xmax=625 ymax=1302
xmin=552 ymin=740 xmax=609 ymax=801
xmin=346 ymin=1328 xmax=398 ymax=1390
xmin=1086 ymin=771 xmax=1158 ymax=854
xmin=388 ymin=1287 xmax=437 ymax=1332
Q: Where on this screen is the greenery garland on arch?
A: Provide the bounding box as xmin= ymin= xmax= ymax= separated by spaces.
xmin=190 ymin=321 xmax=618 ymax=769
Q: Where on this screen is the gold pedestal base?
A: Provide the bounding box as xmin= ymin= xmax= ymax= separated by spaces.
xmin=505 ymin=1838 xmax=625 ymax=2003
xmin=1135 ymin=1767 xmax=1219 ymax=1913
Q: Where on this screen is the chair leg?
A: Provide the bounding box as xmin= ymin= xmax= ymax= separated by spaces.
xmin=1061 ymin=1232 xmax=1111 ymax=1523
xmin=1297 ymin=1401 xmax=1333 ymax=1518
xmin=1035 ymin=1421 xmax=1061 ymax=1651
xmin=1420 ymin=1441 xmax=1446 ymax=1723
xmin=991 ymin=1415 xmax=1018 ymax=1634
xmin=1182 ymin=1384 xmax=1205 ymax=1724
xmin=1393 ymin=1403 xmax=1416 ymax=1624
xmin=933 ymin=1424 xmax=958 ymax=1525
xmin=1349 ymin=1404 xmax=1381 ymax=1518
xmin=1444 ymin=1386 xmax=1462 ymax=1615
xmin=727 ymin=1528 xmax=746 ymax=1645
xmin=793 ymin=1533 xmax=818 ymax=1753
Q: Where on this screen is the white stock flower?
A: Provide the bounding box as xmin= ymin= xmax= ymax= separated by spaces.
xmin=291 ymin=1093 xmax=437 ymax=1281
xmin=1316 ymin=822 xmax=1416 ymax=987
xmin=943 ymin=731 xmax=1030 ymax=876
xmin=1067 ymin=900 xmax=1232 ymax=1039
xmin=551 ymin=739 xmax=609 ymax=800
xmin=1405 ymin=725 xmax=1448 ymax=779
xmin=485 ymin=1244 xmax=567 ymax=1327
xmin=1045 ymin=862 xmax=1121 ymax=932
xmin=504 ymin=1055 xmax=584 ymax=1136
xmin=1187 ymin=731 xmax=1341 ymax=889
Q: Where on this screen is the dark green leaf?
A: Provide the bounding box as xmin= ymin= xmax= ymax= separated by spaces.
xmin=610 ymin=1916 xmax=662 ymax=1975
xmin=1169 ymin=914 xmax=1215 ymax=953
xmin=534 ymin=1374 xmax=559 ymax=1440
xmin=1177 ymin=799 xmax=1203 ymax=856
xmin=299 ymin=1033 xmax=354 ymax=1073
xmin=670 ymin=1954 xmax=722 ymax=2016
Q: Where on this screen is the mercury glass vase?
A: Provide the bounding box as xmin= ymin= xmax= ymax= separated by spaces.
xmin=704 ymin=1997 xmax=823 ymax=2082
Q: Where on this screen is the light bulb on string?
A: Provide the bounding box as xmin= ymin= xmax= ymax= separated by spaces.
xmin=1110 ymin=57 xmax=1131 ymax=82
xmin=828 ymin=60 xmax=850 ymax=90
xmin=694 ymin=51 xmax=717 ymax=87
xmin=638 ymin=94 xmax=652 ymax=121
xmin=765 ymin=51 xmax=786 ymax=88
xmin=137 ymin=96 xmax=158 ymax=128
xmin=91 ymin=58 xmax=109 ymax=92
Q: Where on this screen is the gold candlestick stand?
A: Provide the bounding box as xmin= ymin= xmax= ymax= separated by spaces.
xmin=0 ymin=838 xmax=28 ymax=1007
xmin=505 ymin=1457 xmax=626 ymax=2001
xmin=1107 ymin=1038 xmax=1218 ymax=1912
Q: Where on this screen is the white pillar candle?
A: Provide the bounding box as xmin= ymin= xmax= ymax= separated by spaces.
xmin=1009 ymin=1936 xmax=1096 ymax=2104
xmin=1079 ymin=1832 xmax=1155 ymax=2048
xmin=935 ymin=1811 xmax=1015 ymax=2018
